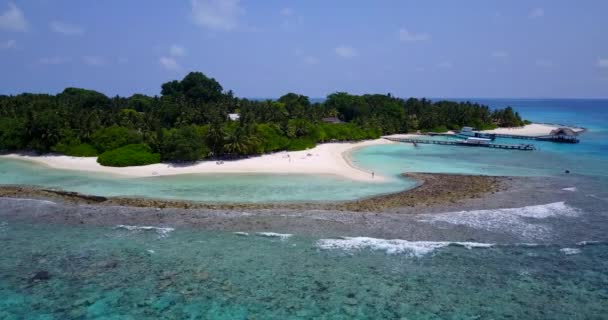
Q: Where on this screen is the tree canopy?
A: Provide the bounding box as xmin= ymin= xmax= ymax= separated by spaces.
xmin=0 ymin=71 xmax=525 ymax=166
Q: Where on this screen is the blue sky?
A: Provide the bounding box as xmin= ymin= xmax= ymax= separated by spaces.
xmin=1 ymin=0 xmax=607 ymax=98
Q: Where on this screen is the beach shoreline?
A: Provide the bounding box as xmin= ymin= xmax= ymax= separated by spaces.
xmin=0 ymin=172 xmax=505 ymax=211
xmin=480 ymin=123 xmax=585 ymax=137
xmin=0 ymin=122 xmax=585 ymax=183
xmin=0 ymin=173 xmax=592 ymax=241
xmin=0 ymin=139 xmax=394 ymax=183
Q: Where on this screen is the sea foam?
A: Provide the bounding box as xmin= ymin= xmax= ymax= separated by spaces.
xmin=4 ymin=198 xmax=57 ymax=205
xmin=316 ymin=237 xmax=493 ymax=257
xmin=562 ymin=187 xmax=577 ymax=192
xmin=560 ymin=248 xmax=581 ymax=255
xmin=256 ymin=232 xmax=293 ymax=240
xmin=114 ymin=225 xmax=175 ymax=237
xmin=418 ymin=202 xmax=581 ymax=240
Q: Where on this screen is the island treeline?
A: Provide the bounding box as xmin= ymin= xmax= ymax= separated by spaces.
xmin=0 ymin=72 xmax=525 ymax=166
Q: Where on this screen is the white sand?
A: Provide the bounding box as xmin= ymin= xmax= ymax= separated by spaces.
xmin=385 ymin=124 xmax=585 ymax=138
xmin=481 ymin=123 xmax=584 ymax=137
xmin=1 ymin=139 xmax=394 ymax=182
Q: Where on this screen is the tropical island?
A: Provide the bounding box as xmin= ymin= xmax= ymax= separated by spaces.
xmin=0 ymin=71 xmax=527 ymax=170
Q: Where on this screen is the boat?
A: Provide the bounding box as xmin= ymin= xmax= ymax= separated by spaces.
xmin=456 ymin=127 xmax=496 ymax=141
xmin=461 ymin=137 xmax=492 ymax=145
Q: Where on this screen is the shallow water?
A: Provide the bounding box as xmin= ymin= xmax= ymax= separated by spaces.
xmin=0 ymin=158 xmax=412 ymax=203
xmin=2 ymin=100 xmax=607 ymax=202
xmin=1 ymin=221 xmax=606 ymax=319
xmin=354 ymin=99 xmax=608 ymax=178
xmin=2 ymin=99 xmax=608 ymax=318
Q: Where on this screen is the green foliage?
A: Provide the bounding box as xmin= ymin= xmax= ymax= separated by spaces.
xmin=492 ymin=106 xmax=525 ymax=127
xmin=427 ymin=125 xmax=449 ymax=133
xmin=90 ymin=126 xmax=142 ymax=153
xmin=53 ymin=143 xmax=98 ymax=157
xmin=0 ymin=117 xmax=26 ymax=150
xmin=477 ymin=123 xmax=498 ymax=130
xmin=57 ymin=88 xmax=109 ymax=109
xmin=0 ymin=70 xmax=525 ymax=161
xmin=97 ymin=144 xmax=160 ymax=167
xmin=287 ymin=138 xmax=317 ymax=151
xmin=161 ymin=125 xmax=210 ymax=161
xmin=161 ymin=72 xmax=223 ymax=102
xmin=255 ymin=124 xmax=289 ymax=153
xmin=278 ymin=93 xmax=311 ymax=119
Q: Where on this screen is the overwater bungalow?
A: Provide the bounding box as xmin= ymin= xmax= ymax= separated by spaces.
xmin=540 ymin=128 xmax=580 ymax=143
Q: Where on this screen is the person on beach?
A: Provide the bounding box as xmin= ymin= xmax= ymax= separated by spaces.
xmin=372 ymin=171 xmax=375 ymax=179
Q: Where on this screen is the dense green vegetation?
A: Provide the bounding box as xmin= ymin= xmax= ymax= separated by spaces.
xmin=0 ymin=71 xmax=525 ymax=166
xmin=97 ymin=144 xmax=160 ymax=167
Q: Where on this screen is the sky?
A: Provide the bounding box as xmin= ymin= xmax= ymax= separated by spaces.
xmin=0 ymin=0 xmax=607 ymax=99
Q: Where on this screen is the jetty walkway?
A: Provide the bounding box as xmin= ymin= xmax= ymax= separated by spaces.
xmin=384 ymin=137 xmax=536 ymax=151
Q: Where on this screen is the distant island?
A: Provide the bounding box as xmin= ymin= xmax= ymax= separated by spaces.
xmin=0 ymin=71 xmax=526 ymax=167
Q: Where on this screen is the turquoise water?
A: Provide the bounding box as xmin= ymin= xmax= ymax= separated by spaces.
xmin=2 ymin=99 xmax=608 ymax=319
xmin=1 ymin=222 xmax=607 ymax=319
xmin=354 ymin=99 xmax=608 ymax=178
xmin=0 ymin=158 xmax=412 ymax=203
xmin=1 ymin=99 xmax=607 ymax=202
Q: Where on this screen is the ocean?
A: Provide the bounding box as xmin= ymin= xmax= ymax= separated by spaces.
xmin=1 ymin=99 xmax=608 ymax=319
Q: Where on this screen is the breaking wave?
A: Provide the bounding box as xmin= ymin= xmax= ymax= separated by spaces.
xmin=560 ymin=248 xmax=581 ymax=255
xmin=114 ymin=225 xmax=174 ymax=237
xmin=316 ymin=237 xmax=494 ymax=257
xmin=256 ymin=232 xmax=293 ymax=240
xmin=418 ymin=202 xmax=581 ymax=240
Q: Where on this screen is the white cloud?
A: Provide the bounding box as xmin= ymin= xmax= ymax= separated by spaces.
xmin=436 ymin=61 xmax=453 ymax=69
xmin=38 ymin=57 xmax=71 ymax=65
xmin=334 ymin=45 xmax=358 ymax=58
xmin=598 ymin=58 xmax=608 ymax=68
xmin=280 ymin=8 xmax=294 ymax=16
xmin=1 ymin=39 xmax=16 ymax=50
xmin=160 ymin=56 xmax=180 ymax=71
xmin=492 ymin=51 xmax=509 ymax=58
xmin=399 ymin=28 xmax=430 ymax=42
xmin=303 ymin=56 xmax=319 ymax=65
xmin=535 ymin=59 xmax=553 ymax=68
xmin=191 ymin=0 xmax=243 ymax=31
xmin=0 ymin=2 xmax=27 ymax=32
xmin=82 ymin=56 xmax=107 ymax=66
xmin=529 ymin=8 xmax=544 ymax=18
xmin=51 ymin=21 xmax=85 ymax=36
xmin=170 ymin=44 xmax=186 ymax=57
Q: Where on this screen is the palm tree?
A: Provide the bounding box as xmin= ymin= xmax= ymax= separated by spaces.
xmin=207 ymin=123 xmax=225 ymax=156
xmin=223 ymin=125 xmax=260 ymax=157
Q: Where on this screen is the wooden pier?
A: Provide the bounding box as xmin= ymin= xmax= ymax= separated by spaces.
xmin=385 ymin=137 xmax=536 ymax=151
xmin=428 ymin=132 xmax=580 ymax=144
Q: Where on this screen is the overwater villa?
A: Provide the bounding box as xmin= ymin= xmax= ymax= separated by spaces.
xmin=540 ymin=127 xmax=580 ymax=143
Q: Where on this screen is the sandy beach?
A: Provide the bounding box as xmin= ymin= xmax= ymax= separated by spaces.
xmin=1 ymin=139 xmax=394 ymax=182
xmin=481 ymin=123 xmax=585 ymax=137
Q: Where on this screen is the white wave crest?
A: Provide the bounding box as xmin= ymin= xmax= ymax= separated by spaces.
xmin=317 ymin=237 xmax=493 ymax=256
xmin=562 ymin=187 xmax=577 ymax=192
xmin=560 ymin=248 xmax=581 ymax=255
xmin=234 ymin=232 xmax=249 ymax=236
xmin=4 ymin=198 xmax=57 ymax=205
xmin=418 ymin=202 xmax=581 ymax=240
xmin=256 ymin=232 xmax=292 ymax=240
xmin=114 ymin=225 xmax=174 ymax=237
xmin=576 ymin=240 xmax=603 ymax=246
